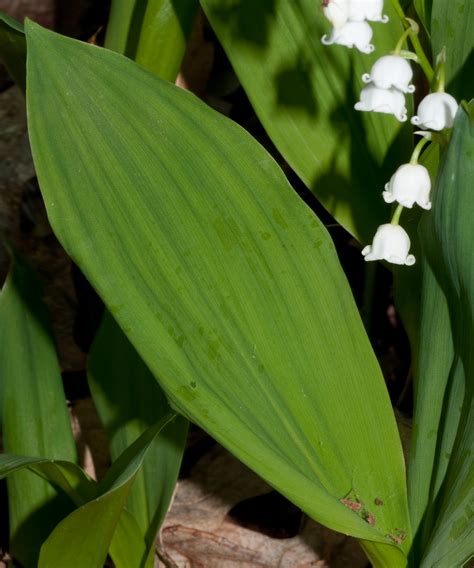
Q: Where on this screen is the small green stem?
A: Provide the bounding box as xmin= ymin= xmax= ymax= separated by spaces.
xmin=391 ymin=204 xmax=405 ymax=225
xmin=410 ymin=137 xmax=431 ymax=164
xmin=394 ymin=27 xmax=412 ymax=55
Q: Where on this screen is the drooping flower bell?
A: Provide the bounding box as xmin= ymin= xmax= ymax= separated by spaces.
xmin=321 ymin=20 xmax=374 ymax=53
xmin=322 ymin=0 xmax=350 ymax=28
xmin=411 ymin=92 xmax=459 ymax=130
xmin=355 ymin=85 xmax=407 ymax=121
xmin=383 ymin=164 xmax=431 ymax=209
xmin=347 ymin=0 xmax=388 ymax=22
xmin=362 ymin=55 xmax=415 ymax=93
xmin=362 ymin=224 xmax=415 ymax=265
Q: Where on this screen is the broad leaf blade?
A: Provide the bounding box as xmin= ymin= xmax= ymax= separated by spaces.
xmin=418 ymin=103 xmax=474 ymax=567
xmin=0 ymin=11 xmax=26 ymax=90
xmin=26 ymin=22 xmax=409 ymax=560
xmin=200 ymin=0 xmax=411 ymax=242
xmin=38 ymin=417 xmax=175 ymax=568
xmin=0 ymin=255 xmax=77 ymax=566
xmin=88 ymin=312 xmax=188 ymax=566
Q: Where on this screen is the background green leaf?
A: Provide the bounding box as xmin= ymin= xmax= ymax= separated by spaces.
xmin=0 ymin=11 xmax=26 ymax=90
xmin=200 ymin=0 xmax=412 ymax=243
xmin=417 ymin=103 xmax=474 ymax=568
xmin=135 ymin=0 xmax=199 ymax=80
xmin=25 ymin=22 xmax=410 ymax=564
xmin=88 ymin=312 xmax=188 ymax=567
xmin=431 ymin=0 xmax=474 ymax=100
xmin=38 ymin=417 xmax=174 ymax=568
xmin=0 ymin=255 xmax=77 ymax=567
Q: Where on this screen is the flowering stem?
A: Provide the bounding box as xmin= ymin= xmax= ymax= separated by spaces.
xmin=410 ymin=137 xmax=431 ymax=164
xmin=394 ymin=27 xmax=412 ymax=55
xmin=390 ymin=0 xmax=434 ymax=83
xmin=391 ymin=204 xmax=404 ymax=226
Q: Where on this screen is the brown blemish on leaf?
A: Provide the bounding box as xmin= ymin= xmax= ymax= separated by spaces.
xmin=364 ymin=513 xmax=376 ymax=526
xmin=374 ymin=498 xmax=384 ymax=506
xmin=340 ymin=499 xmax=362 ymax=512
xmin=387 ymin=530 xmax=407 ymax=545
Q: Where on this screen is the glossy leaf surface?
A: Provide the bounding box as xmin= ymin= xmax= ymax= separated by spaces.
xmin=26 ymin=21 xmax=409 ymax=561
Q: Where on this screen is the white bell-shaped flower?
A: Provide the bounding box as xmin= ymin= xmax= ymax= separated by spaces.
xmin=355 ymin=85 xmax=407 ymax=121
xmin=411 ymin=92 xmax=459 ymax=130
xmin=323 ymin=0 xmax=350 ymax=28
xmin=348 ymin=0 xmax=388 ymax=22
xmin=383 ymin=164 xmax=431 ymax=209
xmin=362 ymin=224 xmax=415 ymax=265
xmin=362 ymin=55 xmax=415 ymax=93
xmin=322 ymin=21 xmax=374 ymax=54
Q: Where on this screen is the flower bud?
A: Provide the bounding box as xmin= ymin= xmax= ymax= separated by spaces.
xmin=362 ymin=55 xmax=415 ymax=93
xmin=355 ymin=85 xmax=407 ymax=121
xmin=383 ymin=164 xmax=431 ymax=209
xmin=362 ymin=224 xmax=415 ymax=266
xmin=347 ymin=0 xmax=388 ymax=22
xmin=322 ymin=21 xmax=374 ymax=54
xmin=411 ymin=92 xmax=459 ymax=131
xmin=323 ymin=0 xmax=350 ymax=28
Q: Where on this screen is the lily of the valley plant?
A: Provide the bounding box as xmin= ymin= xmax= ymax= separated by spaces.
xmin=0 ymin=0 xmax=472 ymax=567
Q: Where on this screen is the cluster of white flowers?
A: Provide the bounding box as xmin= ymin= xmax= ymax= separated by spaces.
xmin=321 ymin=0 xmax=459 ymax=267
xmin=321 ymin=0 xmax=388 ymax=54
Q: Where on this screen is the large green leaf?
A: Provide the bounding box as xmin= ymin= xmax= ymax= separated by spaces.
xmin=25 ymin=21 xmax=410 ymax=564
xmin=200 ymin=0 xmax=412 ymax=242
xmin=104 ymin=0 xmax=145 ymax=55
xmin=0 ymin=255 xmax=77 ymax=567
xmin=0 ymin=11 xmax=26 ymax=90
xmin=417 ymin=103 xmax=474 ymax=567
xmin=431 ymin=0 xmax=474 ymax=100
xmin=88 ymin=312 xmax=188 ymax=567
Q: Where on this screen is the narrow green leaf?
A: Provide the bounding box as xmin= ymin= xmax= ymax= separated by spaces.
xmin=0 ymin=254 xmax=77 ymax=567
xmin=104 ymin=0 xmax=145 ymax=55
xmin=200 ymin=0 xmax=412 ymax=242
xmin=38 ymin=416 xmax=175 ymax=568
xmin=88 ymin=312 xmax=188 ymax=566
xmin=0 ymin=11 xmax=26 ymax=91
xmin=26 ymin=22 xmax=410 ymax=562
xmin=418 ymin=102 xmax=474 ymax=567
xmin=431 ymin=0 xmax=474 ymax=100
xmin=135 ymin=0 xmax=199 ymax=81
xmin=414 ymin=0 xmax=433 ymax=33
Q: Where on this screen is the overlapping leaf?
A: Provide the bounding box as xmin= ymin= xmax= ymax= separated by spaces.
xmin=200 ymin=0 xmax=412 ymax=243
xmin=26 ymin=21 xmax=410 ymax=564
xmin=0 ymin=255 xmax=77 ymax=567
xmin=417 ymin=102 xmax=474 ymax=567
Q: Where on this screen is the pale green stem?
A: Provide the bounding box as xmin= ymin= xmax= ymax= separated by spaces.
xmin=391 ymin=204 xmax=405 ymax=226
xmin=394 ymin=27 xmax=412 ymax=55
xmin=390 ymin=0 xmax=434 ymax=83
xmin=410 ymin=137 xmax=431 ymax=164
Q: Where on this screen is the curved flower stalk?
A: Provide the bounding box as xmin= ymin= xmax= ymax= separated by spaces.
xmin=362 ymin=224 xmax=415 ymax=265
xmin=321 ymin=21 xmax=374 ymax=53
xmin=383 ymin=164 xmax=431 ymax=209
xmin=411 ymin=92 xmax=459 ymax=131
xmin=362 ymin=55 xmax=415 ymax=93
xmin=354 ymin=85 xmax=407 ymax=121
